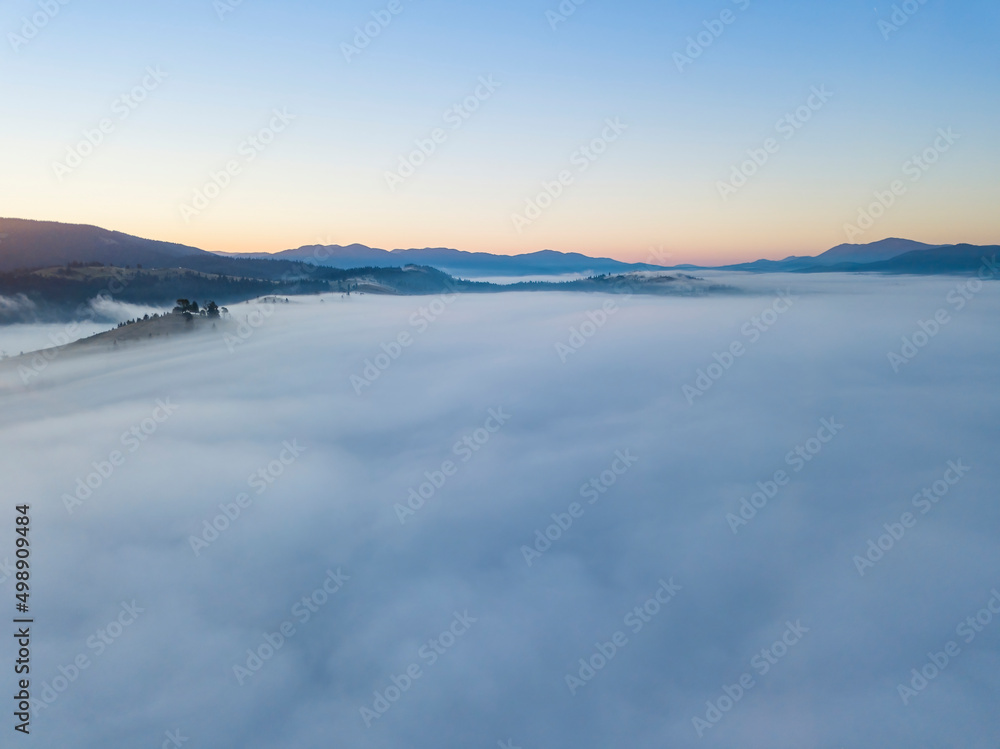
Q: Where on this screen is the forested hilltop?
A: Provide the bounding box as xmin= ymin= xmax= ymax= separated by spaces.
xmin=0 ymin=262 xmax=480 ymax=323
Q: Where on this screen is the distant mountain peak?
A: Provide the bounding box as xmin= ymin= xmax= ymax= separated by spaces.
xmin=818 ymin=237 xmax=938 ymax=262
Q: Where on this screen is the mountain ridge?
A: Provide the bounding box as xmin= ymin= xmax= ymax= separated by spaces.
xmin=0 ymin=217 xmax=209 ymax=272
xmin=218 ymin=243 xmax=670 ymax=277
xmin=0 ymin=218 xmax=994 ymax=278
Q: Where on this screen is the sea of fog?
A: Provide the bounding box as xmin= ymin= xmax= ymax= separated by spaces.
xmin=0 ymin=298 xmax=171 ymax=356
xmin=0 ymin=322 xmax=115 ymax=359
xmin=0 ymin=274 xmax=998 ymax=748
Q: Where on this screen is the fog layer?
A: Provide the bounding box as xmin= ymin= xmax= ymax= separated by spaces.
xmin=1 ymin=274 xmax=998 ymax=748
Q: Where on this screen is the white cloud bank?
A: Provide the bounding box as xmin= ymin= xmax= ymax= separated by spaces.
xmin=0 ymin=274 xmax=998 ymax=748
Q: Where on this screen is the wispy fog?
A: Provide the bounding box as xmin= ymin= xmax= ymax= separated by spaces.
xmin=84 ymin=297 xmax=170 ymax=324
xmin=0 ymin=322 xmax=115 ymax=358
xmin=0 ymin=274 xmax=997 ymax=748
xmin=0 ymin=298 xmax=171 ymax=356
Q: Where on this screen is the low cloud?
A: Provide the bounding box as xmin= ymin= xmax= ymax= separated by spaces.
xmin=0 ymin=293 xmax=38 ymax=324
xmin=0 ymin=276 xmax=997 ymax=747
xmin=85 ymin=296 xmax=169 ymax=323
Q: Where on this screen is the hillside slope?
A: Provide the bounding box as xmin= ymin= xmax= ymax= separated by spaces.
xmin=0 ymin=218 xmax=209 ymax=271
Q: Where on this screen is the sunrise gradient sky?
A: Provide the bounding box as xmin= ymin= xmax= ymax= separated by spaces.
xmin=1 ymin=0 xmax=997 ymax=265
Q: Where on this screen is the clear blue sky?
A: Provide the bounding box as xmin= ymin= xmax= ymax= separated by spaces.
xmin=1 ymin=0 xmax=997 ymax=263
